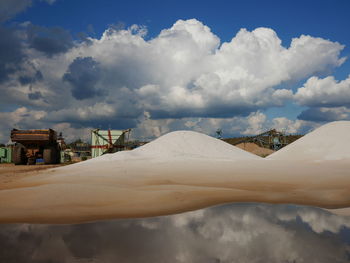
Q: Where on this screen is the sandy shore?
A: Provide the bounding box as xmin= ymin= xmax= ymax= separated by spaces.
xmin=0 ymin=158 xmax=349 ymax=224
xmin=0 ymin=163 xmax=64 ymax=187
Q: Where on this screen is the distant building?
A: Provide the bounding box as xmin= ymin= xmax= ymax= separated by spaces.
xmin=0 ymin=146 xmax=12 ymax=163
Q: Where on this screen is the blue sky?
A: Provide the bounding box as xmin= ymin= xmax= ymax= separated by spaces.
xmin=14 ymin=0 xmax=350 ymax=46
xmin=0 ymin=0 xmax=350 ymax=142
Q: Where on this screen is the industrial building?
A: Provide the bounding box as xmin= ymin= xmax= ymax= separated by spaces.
xmin=91 ymin=129 xmax=131 ymax=158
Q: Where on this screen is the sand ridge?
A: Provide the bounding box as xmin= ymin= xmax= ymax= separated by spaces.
xmin=0 ymin=121 xmax=349 ymax=224
xmin=268 ymin=121 xmax=350 ymax=161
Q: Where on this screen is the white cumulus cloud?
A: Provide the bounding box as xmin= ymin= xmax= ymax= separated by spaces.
xmin=16 ymin=19 xmax=345 ymax=119
xmin=295 ymin=75 xmax=350 ymax=107
xmin=0 ymin=19 xmax=348 ymax=142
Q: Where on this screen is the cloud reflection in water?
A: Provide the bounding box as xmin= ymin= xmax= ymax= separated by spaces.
xmin=1 ymin=203 xmax=349 ymax=263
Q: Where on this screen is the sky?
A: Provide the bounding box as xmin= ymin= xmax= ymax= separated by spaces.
xmin=0 ymin=0 xmax=350 ymax=143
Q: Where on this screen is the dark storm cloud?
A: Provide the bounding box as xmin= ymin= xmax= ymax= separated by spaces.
xmin=63 ymin=57 xmax=103 ymax=100
xmin=67 ymin=118 xmax=137 ymax=131
xmin=0 ymin=26 xmax=24 ymax=83
xmin=298 ymin=107 xmax=350 ymax=122
xmin=149 ymin=104 xmax=256 ymax=119
xmin=19 ymin=70 xmax=43 ymax=85
xmin=0 ymin=0 xmax=32 ymax=22
xmin=0 ymin=204 xmax=349 ymax=263
xmin=76 ymin=31 xmax=93 ymax=45
xmin=0 ymin=0 xmax=56 ymax=23
xmin=26 ymin=24 xmax=73 ymax=56
xmin=298 ymin=108 xmax=331 ymax=122
xmin=28 ymin=91 xmax=43 ymax=100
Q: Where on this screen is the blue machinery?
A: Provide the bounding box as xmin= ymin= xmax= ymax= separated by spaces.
xmin=232 ymin=129 xmax=288 ymax=150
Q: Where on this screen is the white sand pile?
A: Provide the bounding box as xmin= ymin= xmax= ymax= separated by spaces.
xmin=134 ymin=131 xmax=261 ymax=160
xmin=127 ymin=131 xmax=261 ymax=160
xmin=268 ymin=121 xmax=350 ymax=161
xmin=74 ymin=130 xmax=261 ymax=167
xmin=0 ymin=123 xmax=349 ymax=224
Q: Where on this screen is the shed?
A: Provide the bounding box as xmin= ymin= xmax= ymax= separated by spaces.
xmin=0 ymin=147 xmax=12 ymax=163
xmin=91 ymin=129 xmax=130 ymax=158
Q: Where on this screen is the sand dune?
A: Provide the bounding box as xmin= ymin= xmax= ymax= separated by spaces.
xmin=268 ymin=121 xmax=350 ymax=161
xmin=0 ymin=122 xmax=349 ymax=224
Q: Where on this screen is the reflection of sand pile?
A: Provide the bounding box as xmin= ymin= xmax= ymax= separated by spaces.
xmin=268 ymin=121 xmax=350 ymax=160
xmin=0 ymin=122 xmax=349 ymax=224
xmin=236 ymin=142 xmax=275 ymax=157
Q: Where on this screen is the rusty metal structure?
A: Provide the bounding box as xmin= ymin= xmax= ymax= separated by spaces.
xmin=10 ymin=129 xmax=61 ymax=165
xmin=91 ymin=128 xmax=131 ymax=158
xmin=232 ymin=129 xmax=288 ymax=150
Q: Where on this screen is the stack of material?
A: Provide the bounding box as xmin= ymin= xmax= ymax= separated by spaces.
xmin=132 ymin=131 xmax=261 ymax=160
xmin=267 ymin=121 xmax=350 ymax=161
xmin=82 ymin=130 xmax=261 ymax=164
xmin=0 ymin=121 xmax=349 ymax=224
